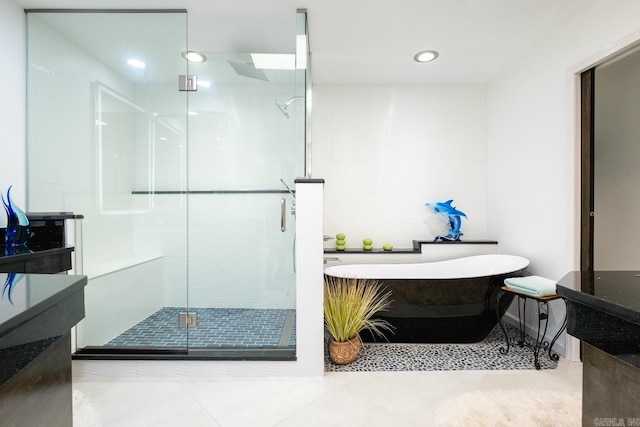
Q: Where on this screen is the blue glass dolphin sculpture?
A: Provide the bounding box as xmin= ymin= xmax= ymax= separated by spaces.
xmin=424 ymin=200 xmax=467 ymax=242
xmin=1 ymin=185 xmax=30 ymax=247
xmin=2 ymin=272 xmax=23 ymax=305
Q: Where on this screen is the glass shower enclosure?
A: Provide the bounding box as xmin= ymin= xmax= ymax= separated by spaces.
xmin=26 ymin=10 xmax=307 ymax=359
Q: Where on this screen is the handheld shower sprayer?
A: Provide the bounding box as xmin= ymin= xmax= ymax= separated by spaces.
xmin=274 ymin=96 xmax=305 ymax=119
xmin=280 ymin=179 xmax=295 ymax=199
xmin=280 ymin=179 xmax=296 ymax=215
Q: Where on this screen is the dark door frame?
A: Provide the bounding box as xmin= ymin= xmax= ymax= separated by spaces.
xmin=580 ymin=68 xmax=595 ymax=279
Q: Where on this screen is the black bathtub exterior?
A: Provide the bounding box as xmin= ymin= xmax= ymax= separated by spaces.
xmin=358 ymin=268 xmax=527 ymax=343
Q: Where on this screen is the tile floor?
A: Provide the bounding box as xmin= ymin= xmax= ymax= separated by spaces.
xmin=72 ymin=357 xmax=582 ymax=426
xmin=106 ymin=308 xmax=296 ymax=349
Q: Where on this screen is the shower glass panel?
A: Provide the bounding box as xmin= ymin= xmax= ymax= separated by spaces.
xmin=26 ymin=11 xmax=190 ymax=353
xmin=182 ymin=11 xmax=306 ymax=358
xmin=184 ymin=50 xmax=304 ymax=357
xmin=26 ymin=10 xmax=306 ymax=359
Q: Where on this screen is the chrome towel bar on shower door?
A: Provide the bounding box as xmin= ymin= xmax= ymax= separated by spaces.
xmin=130 ymin=189 xmax=296 ymax=233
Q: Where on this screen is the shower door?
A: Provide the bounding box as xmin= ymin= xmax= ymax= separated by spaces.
xmin=184 ymin=49 xmax=305 ymax=357
xmin=26 ymin=10 xmax=192 ymax=354
xmin=26 ymin=9 xmax=306 ymax=359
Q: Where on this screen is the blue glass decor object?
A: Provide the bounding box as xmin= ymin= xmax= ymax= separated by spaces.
xmin=2 ymin=273 xmax=23 ymax=305
xmin=2 ymin=185 xmax=30 ymax=247
xmin=424 ymin=199 xmax=467 ymax=242
xmin=4 ymin=245 xmax=32 ymax=257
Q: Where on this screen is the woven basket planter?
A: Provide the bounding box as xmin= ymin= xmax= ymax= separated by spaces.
xmin=329 ymin=336 xmax=362 ymax=365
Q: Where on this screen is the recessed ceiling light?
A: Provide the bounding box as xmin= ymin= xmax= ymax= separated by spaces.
xmin=182 ymin=51 xmax=207 ymax=63
xmin=127 ymin=59 xmax=146 ymax=68
xmin=414 ymin=50 xmax=439 ymax=63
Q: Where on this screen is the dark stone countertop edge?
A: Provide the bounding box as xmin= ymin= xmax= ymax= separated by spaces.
xmin=325 ymin=239 xmax=498 ymax=254
xmin=0 ymin=246 xmax=74 ymax=265
xmin=414 ymin=239 xmax=498 ymax=245
xmin=556 ymin=283 xmax=640 ymax=327
xmin=294 ymin=178 xmax=325 ymax=184
xmin=0 ymin=275 xmax=87 ymax=337
xmin=324 ymin=249 xmax=417 ymax=254
xmin=27 ymin=212 xmax=84 ymax=220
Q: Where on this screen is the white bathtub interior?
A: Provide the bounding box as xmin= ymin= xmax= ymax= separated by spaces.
xmin=324 ymin=254 xmax=530 ymax=279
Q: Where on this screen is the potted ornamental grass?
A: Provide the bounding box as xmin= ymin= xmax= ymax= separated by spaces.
xmin=324 ymin=276 xmax=394 ymax=364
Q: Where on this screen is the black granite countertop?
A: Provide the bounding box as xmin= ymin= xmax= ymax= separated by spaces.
xmin=557 ymin=271 xmax=640 ymax=327
xmin=0 ymin=274 xmax=87 ymax=338
xmin=557 ymin=271 xmax=640 ymax=369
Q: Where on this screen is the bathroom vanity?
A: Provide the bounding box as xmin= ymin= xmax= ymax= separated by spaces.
xmin=556 ymin=272 xmax=640 ymax=422
xmin=0 ymin=273 xmax=86 ymax=426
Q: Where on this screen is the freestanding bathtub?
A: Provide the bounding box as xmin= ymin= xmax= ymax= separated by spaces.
xmin=323 ymin=254 xmax=529 ymax=343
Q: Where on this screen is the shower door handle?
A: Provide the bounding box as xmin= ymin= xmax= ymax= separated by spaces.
xmin=281 ymin=197 xmax=286 ymax=232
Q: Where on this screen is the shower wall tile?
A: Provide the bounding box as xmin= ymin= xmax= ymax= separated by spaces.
xmin=185 ymin=194 xmax=295 ymax=309
xmin=0 ymin=2 xmax=26 ymax=209
xmin=187 ymin=83 xmax=303 ymax=190
xmin=314 ymin=84 xmax=488 ymax=249
xmin=27 ymin=16 xmax=139 ymax=268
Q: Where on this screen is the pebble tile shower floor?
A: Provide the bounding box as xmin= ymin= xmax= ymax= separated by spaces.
xmin=106 ymin=307 xmax=296 ymax=348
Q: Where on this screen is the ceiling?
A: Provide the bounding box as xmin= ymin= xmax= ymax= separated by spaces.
xmin=11 ymin=0 xmax=601 ymax=85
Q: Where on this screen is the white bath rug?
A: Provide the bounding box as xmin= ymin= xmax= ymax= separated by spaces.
xmin=73 ymin=389 xmax=102 ymax=427
xmin=433 ymin=388 xmax=581 ymax=427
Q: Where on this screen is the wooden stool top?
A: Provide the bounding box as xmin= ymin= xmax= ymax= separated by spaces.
xmin=501 ymin=286 xmax=562 ymax=302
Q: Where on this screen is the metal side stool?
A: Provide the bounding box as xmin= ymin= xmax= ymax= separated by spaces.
xmin=496 ymin=286 xmax=567 ymax=370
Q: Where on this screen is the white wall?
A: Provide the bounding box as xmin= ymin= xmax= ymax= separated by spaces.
xmin=487 ymin=0 xmax=640 ymax=280
xmin=486 ymin=0 xmax=640 ymax=359
xmin=0 ymin=1 xmax=26 ymax=224
xmin=314 ymin=85 xmax=488 ymax=250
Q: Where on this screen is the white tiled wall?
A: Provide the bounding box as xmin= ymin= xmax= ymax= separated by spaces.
xmin=27 ymin=15 xmax=138 ymax=268
xmin=0 ymin=2 xmax=27 ymax=225
xmin=313 ymin=85 xmax=488 ymax=250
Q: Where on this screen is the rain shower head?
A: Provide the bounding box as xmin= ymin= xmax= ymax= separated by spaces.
xmin=274 ymin=96 xmax=305 ymax=119
xmin=227 ymin=60 xmax=268 ymax=81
